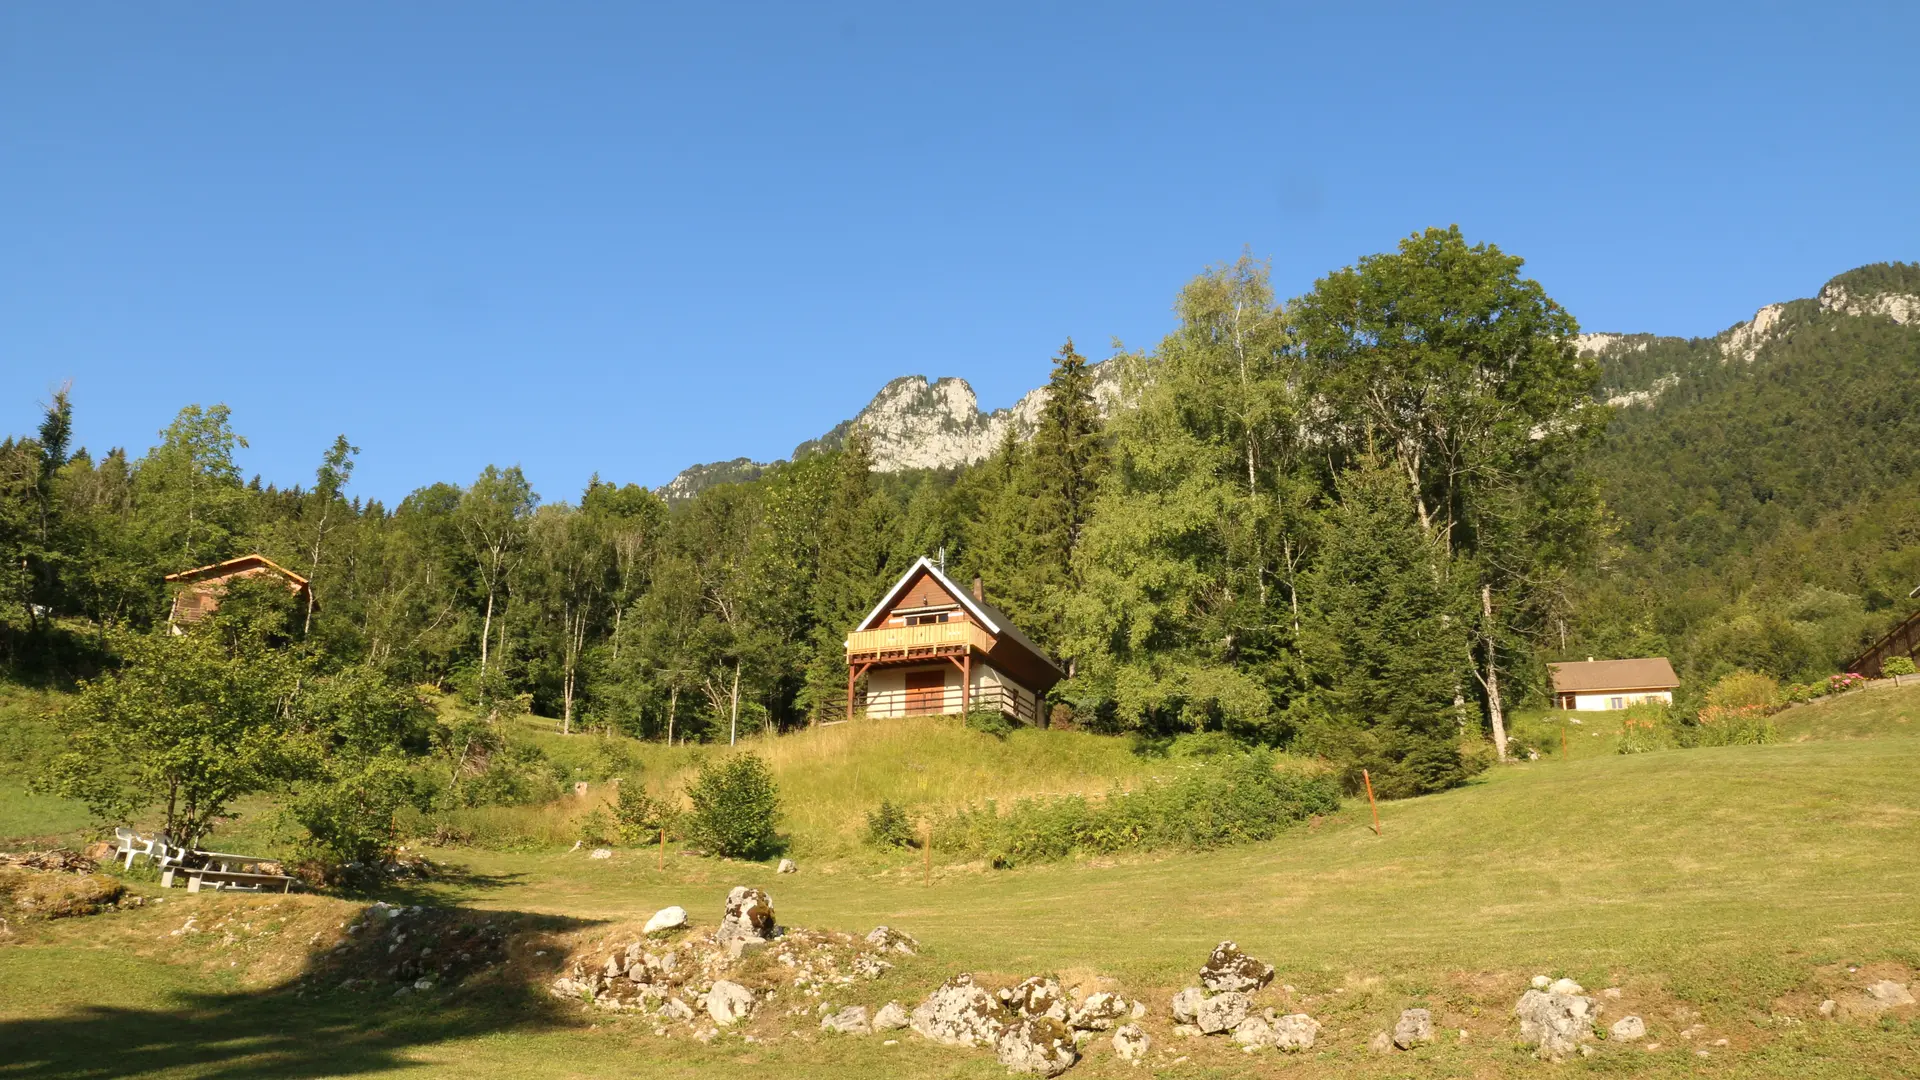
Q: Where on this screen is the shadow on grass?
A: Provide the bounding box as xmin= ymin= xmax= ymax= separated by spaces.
xmin=335 ymin=863 xmax=532 ymax=907
xmin=0 ymin=906 xmax=602 ymax=1080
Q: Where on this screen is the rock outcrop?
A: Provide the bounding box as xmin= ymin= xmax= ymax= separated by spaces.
xmin=1199 ymin=940 xmax=1274 ymax=993
xmin=910 ymin=974 xmax=1009 ymax=1048
xmin=1515 ymin=987 xmax=1600 ymax=1061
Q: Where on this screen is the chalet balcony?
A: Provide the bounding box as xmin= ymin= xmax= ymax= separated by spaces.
xmin=845 ymin=621 xmax=996 ymax=663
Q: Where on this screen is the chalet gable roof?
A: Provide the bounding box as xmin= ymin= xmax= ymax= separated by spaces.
xmin=1549 ymin=657 xmax=1679 ymax=694
xmin=164 ymin=554 xmax=310 ymax=588
xmin=858 ymin=557 xmax=999 ymax=634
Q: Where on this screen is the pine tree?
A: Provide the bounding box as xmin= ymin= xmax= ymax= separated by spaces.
xmin=1296 ymin=457 xmax=1475 ymax=797
xmin=1005 ymin=340 xmax=1106 ymax=658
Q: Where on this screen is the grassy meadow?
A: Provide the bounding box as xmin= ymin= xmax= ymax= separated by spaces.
xmin=2 ymin=684 xmax=1918 ymax=1077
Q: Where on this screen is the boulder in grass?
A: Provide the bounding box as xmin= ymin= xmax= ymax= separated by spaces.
xmin=704 ymin=980 xmax=754 ymax=1027
xmin=995 ymin=1016 xmax=1077 ymax=1077
xmin=1270 ymin=1013 xmax=1320 ymax=1051
xmin=865 ymin=926 xmax=919 ymax=955
xmin=715 ymin=886 xmax=775 ymax=944
xmin=777 ymin=858 xmax=797 ymax=874
xmin=1113 ymin=1022 xmax=1151 ymax=1062
xmin=1199 ymin=941 xmax=1274 ymax=993
xmin=998 ymin=977 xmax=1067 ymax=1022
xmin=1610 ymin=1015 xmax=1647 ymax=1041
xmin=643 ymin=906 xmax=688 ymax=935
xmin=1067 ymin=992 xmax=1133 ymax=1031
xmin=873 ymin=1001 xmax=910 ymax=1031
xmin=821 ymin=1005 xmax=871 ymax=1035
xmin=1515 ymin=989 xmax=1599 ymax=1061
xmin=1170 ymin=987 xmax=1205 ymax=1025
xmin=910 ymin=974 xmax=1010 ymax=1048
xmin=1866 ymin=981 xmax=1915 ymax=1009
xmin=1194 ymin=991 xmax=1251 ymax=1035
xmin=1393 ymin=1007 xmax=1433 ymax=1049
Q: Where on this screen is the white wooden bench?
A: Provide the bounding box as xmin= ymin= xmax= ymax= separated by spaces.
xmin=183 ymin=867 xmax=296 ymax=893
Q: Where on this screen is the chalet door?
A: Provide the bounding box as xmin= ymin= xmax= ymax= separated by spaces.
xmin=904 ymin=670 xmax=946 ymax=715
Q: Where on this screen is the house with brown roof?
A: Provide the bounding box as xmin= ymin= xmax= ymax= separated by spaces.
xmin=1549 ymin=657 xmax=1679 ymax=712
xmin=843 ymin=557 xmax=1064 ymax=724
xmin=164 ymin=554 xmax=312 ymax=628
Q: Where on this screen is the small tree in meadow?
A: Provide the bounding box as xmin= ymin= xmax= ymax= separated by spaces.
xmin=684 ymin=754 xmax=780 ymax=858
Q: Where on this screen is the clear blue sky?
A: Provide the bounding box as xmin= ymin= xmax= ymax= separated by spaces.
xmin=3 ymin=3 xmax=1915 ymax=505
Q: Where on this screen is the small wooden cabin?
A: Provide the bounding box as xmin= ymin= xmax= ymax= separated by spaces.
xmin=1548 ymin=657 xmax=1679 ymax=711
xmin=844 ymin=557 xmax=1064 ymax=723
xmin=164 ymin=554 xmax=313 ymax=628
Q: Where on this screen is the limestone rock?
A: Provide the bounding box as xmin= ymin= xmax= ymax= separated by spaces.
xmin=1867 ymin=981 xmax=1915 ymax=1008
xmin=1368 ymin=1031 xmax=1392 ymax=1054
xmin=777 ymin=858 xmax=797 ymax=874
xmin=1611 ymin=1015 xmax=1647 ymax=1041
xmin=1515 ymin=989 xmax=1599 ymax=1062
xmin=1231 ymin=1016 xmax=1273 ymax=1048
xmin=999 ymin=977 xmax=1067 ymax=1021
xmin=1548 ymin=977 xmax=1584 ymax=996
xmin=1067 ymin=992 xmax=1132 ymax=1031
xmin=1393 ymin=1007 xmax=1433 ymax=1049
xmin=1199 ymin=941 xmax=1274 ymax=993
xmin=1170 ymin=987 xmax=1205 ymax=1025
xmin=910 ymin=974 xmax=1010 ymax=1048
xmin=996 ymin=1016 xmax=1077 ymax=1077
xmin=1270 ymin=1013 xmax=1320 ymax=1051
xmin=704 ymin=980 xmax=755 ymax=1027
xmin=644 ymin=906 xmax=687 ymax=934
xmin=865 ymin=926 xmax=918 ymax=955
xmin=589 ymin=847 xmax=613 ymax=860
xmin=1818 ymin=999 xmax=1838 ymax=1017
xmin=1112 ymin=1023 xmax=1151 ymax=1062
xmin=1530 ymin=975 xmax=1551 ymax=989
xmin=715 ymin=887 xmax=775 ymax=945
xmin=821 ymin=1005 xmax=871 ymax=1035
xmin=1194 ymin=991 xmax=1251 ymax=1035
xmin=659 ymin=996 xmax=695 ymax=1021
xmin=873 ymin=1001 xmax=910 ymax=1031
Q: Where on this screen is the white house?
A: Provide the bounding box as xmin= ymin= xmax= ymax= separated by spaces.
xmin=1548 ymin=657 xmax=1680 ymax=712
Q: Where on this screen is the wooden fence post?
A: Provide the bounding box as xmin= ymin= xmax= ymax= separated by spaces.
xmin=1362 ymin=769 xmax=1381 ymax=835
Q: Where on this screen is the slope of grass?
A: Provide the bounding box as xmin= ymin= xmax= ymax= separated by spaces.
xmin=7 ymin=686 xmax=1916 ymax=1078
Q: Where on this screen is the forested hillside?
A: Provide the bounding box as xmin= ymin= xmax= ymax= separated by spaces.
xmin=3 ymin=235 xmax=1915 ymax=803
xmin=1575 ymin=262 xmax=1920 ymax=688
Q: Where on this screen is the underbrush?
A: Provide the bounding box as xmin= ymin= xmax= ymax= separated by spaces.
xmin=927 ymin=750 xmax=1342 ymax=867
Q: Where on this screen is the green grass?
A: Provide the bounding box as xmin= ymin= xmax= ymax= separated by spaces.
xmin=5 ymin=687 xmax=1920 ymax=1076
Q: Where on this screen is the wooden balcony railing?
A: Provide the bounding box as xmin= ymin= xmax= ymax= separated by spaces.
xmin=846 ymin=621 xmax=995 ymax=661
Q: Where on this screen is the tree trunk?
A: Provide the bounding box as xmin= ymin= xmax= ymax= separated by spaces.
xmin=728 ymin=660 xmax=741 ymax=746
xmin=1482 ymin=583 xmax=1508 ymax=762
xmin=479 ymin=589 xmax=495 ymax=676
xmin=666 ymin=684 xmax=678 ymax=746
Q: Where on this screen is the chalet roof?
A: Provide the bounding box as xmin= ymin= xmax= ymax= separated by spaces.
xmin=1549 ymin=657 xmax=1679 ymax=694
xmin=858 ymin=557 xmax=1064 ymax=678
xmin=164 ymin=554 xmax=310 ymax=589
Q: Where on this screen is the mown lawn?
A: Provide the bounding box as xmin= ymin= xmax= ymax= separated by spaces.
xmin=3 ymin=687 xmax=1919 ymax=1077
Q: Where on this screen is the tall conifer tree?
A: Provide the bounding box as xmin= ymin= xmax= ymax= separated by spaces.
xmin=800 ymin=431 xmax=893 ymax=722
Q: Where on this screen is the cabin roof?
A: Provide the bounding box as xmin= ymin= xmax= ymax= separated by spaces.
xmin=164 ymin=554 xmax=310 ymax=589
xmin=858 ymin=557 xmax=1064 ymax=679
xmin=1548 ymin=657 xmax=1678 ymax=694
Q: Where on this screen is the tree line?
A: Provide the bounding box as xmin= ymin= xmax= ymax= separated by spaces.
xmin=2 ymin=227 xmax=1607 ymax=798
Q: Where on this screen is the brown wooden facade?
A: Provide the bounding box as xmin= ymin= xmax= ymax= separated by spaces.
xmin=844 ymin=558 xmax=1063 ymax=723
xmin=164 ymin=555 xmax=313 ymax=628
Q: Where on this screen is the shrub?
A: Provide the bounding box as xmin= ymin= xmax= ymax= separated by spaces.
xmin=1704 ymin=670 xmax=1781 ymax=711
xmin=1615 ymin=701 xmax=1673 ymax=755
xmin=1882 ymin=656 xmax=1917 ymax=678
xmin=613 ymin=784 xmax=678 ymax=844
xmin=928 ymin=751 xmax=1341 ymax=867
xmin=863 ymin=800 xmax=916 ymax=849
xmin=576 ymin=807 xmax=617 ymax=847
xmin=965 ymin=708 xmax=1015 ymax=739
xmin=1828 ymin=672 xmax=1868 ymax=694
xmin=683 ymin=754 xmax=781 ymax=859
xmin=289 ymin=752 xmax=418 ymax=871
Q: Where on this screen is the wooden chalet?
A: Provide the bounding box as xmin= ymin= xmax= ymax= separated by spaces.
xmin=164 ymin=554 xmax=313 ymax=628
xmin=844 ymin=557 xmax=1064 ymax=724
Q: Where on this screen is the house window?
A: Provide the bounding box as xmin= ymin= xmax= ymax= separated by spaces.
xmin=904 ymin=613 xmax=950 ymax=626
xmin=1608 ymin=697 xmax=1624 ymax=710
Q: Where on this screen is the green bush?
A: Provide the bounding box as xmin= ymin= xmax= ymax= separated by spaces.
xmin=863 ymin=800 xmax=916 ymax=849
xmin=612 ymin=783 xmax=678 ymax=844
xmin=576 ymin=807 xmax=617 ymax=846
xmin=929 ymin=751 xmax=1340 ymax=867
xmin=684 ymin=754 xmax=781 ymax=859
xmin=1704 ymin=670 xmax=1781 ymax=711
xmin=289 ymin=752 xmax=417 ymax=872
xmin=965 ymin=708 xmax=1015 ymax=739
xmin=1882 ymin=656 xmax=1917 ymax=677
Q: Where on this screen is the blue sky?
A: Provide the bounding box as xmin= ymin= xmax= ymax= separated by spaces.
xmin=3 ymin=3 xmax=1915 ymax=505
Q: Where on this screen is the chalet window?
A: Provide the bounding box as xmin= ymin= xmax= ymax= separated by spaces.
xmin=904 ymin=613 xmax=950 ymax=626
xmin=1608 ymin=697 xmax=1624 ymax=710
